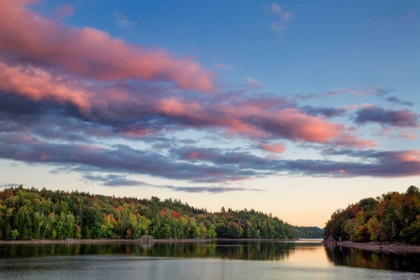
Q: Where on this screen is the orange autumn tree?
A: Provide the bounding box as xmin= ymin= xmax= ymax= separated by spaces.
xmin=324 ymin=186 xmax=420 ymax=244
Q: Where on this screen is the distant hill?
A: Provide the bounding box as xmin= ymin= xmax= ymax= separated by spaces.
xmin=294 ymin=226 xmax=324 ymax=238
xmin=324 ymin=186 xmax=420 ymax=244
xmin=0 ymin=186 xmax=299 ymax=240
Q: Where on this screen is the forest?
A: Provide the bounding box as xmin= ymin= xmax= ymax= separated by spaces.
xmin=0 ymin=186 xmax=321 ymax=240
xmin=294 ymin=226 xmax=324 ymax=239
xmin=324 ymin=186 xmax=420 ymax=244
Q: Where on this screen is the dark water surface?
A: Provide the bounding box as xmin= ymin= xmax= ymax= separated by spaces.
xmin=0 ymin=239 xmax=419 ymax=279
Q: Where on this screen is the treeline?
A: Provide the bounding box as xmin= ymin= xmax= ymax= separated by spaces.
xmin=0 ymin=186 xmax=297 ymax=240
xmin=294 ymin=226 xmax=324 ymax=238
xmin=324 ymin=186 xmax=420 ymax=244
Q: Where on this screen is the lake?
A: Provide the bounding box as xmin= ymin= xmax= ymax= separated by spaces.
xmin=1 ymin=239 xmax=419 ymax=279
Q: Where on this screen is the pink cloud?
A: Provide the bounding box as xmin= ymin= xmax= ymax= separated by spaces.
xmin=245 ymin=77 xmax=263 ymax=90
xmin=0 ymin=1 xmax=214 ymax=92
xmin=223 ymin=119 xmax=266 ymax=137
xmin=400 ymin=131 xmax=417 ymax=140
xmin=181 ymin=150 xmax=216 ymax=160
xmin=0 ymin=61 xmax=373 ymax=147
xmin=236 ymin=107 xmax=341 ymax=142
xmin=259 ymin=143 xmax=285 ymax=154
xmin=377 ymin=128 xmax=417 ymax=140
xmin=378 ymin=150 xmax=420 ymax=164
xmin=152 ymin=98 xmax=365 ymax=145
xmin=396 ymin=151 xmax=420 ymax=162
xmin=0 ymin=18 xmax=374 ymax=152
xmin=270 ymin=3 xmax=294 ymax=21
xmin=335 ymin=134 xmax=377 ymax=148
xmin=0 ymin=62 xmax=92 ymax=115
xmin=268 ymin=3 xmax=295 ymax=33
xmin=156 ymin=98 xmax=202 ymax=118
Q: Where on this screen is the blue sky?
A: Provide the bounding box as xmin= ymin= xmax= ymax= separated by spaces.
xmin=0 ymin=0 xmax=419 ymax=226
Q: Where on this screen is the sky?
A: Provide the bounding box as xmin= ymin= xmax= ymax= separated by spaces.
xmin=0 ymin=0 xmax=419 ymax=227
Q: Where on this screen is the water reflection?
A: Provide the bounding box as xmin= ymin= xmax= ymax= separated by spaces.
xmin=2 ymin=241 xmax=420 ymax=279
xmin=0 ymin=240 xmax=320 ymax=261
xmin=324 ymin=244 xmax=420 ymax=272
xmin=2 ymin=240 xmax=419 ymax=273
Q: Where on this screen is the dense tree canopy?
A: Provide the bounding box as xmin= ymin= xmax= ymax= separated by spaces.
xmin=324 ymin=186 xmax=420 ymax=244
xmin=0 ymin=186 xmax=304 ymax=240
xmin=294 ymin=226 xmax=324 ymax=239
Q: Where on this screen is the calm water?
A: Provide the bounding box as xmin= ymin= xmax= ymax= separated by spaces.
xmin=0 ymin=240 xmax=419 ymax=279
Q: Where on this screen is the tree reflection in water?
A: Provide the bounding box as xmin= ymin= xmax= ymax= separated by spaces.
xmin=0 ymin=241 xmax=318 ymax=261
xmin=324 ymin=244 xmax=420 ymax=272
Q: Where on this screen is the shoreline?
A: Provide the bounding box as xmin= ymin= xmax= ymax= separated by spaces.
xmin=324 ymin=240 xmax=420 ymax=254
xmin=0 ymin=238 xmax=303 ymax=246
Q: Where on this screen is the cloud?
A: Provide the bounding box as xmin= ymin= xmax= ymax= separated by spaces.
xmin=354 ymin=106 xmax=419 ymax=127
xmin=0 ymin=2 xmax=375 ymax=149
xmin=268 ymin=3 xmax=295 ymax=33
xmin=245 ymin=77 xmax=263 ymax=90
xmin=258 ymin=143 xmax=285 ymax=154
xmin=301 ymin=106 xmax=348 ymax=118
xmin=399 ymin=130 xmax=417 ymax=140
xmin=0 ymin=134 xmax=258 ymax=183
xmin=294 ymin=88 xmax=350 ymax=100
xmin=353 ymin=86 xmax=393 ymax=96
xmin=2 ymin=0 xmax=410 ymax=190
xmin=0 ymin=66 xmax=372 ymax=147
xmin=171 ymin=146 xmax=420 ymax=178
xmin=0 ymin=1 xmax=214 ymax=91
xmin=294 ymin=87 xmax=395 ymax=100
xmin=0 ymin=129 xmax=418 ymax=183
xmin=113 ymin=11 xmax=136 ymax=28
xmin=369 ymin=8 xmax=418 ymax=26
xmin=401 ymin=7 xmax=418 ymax=22
xmin=83 ymin=174 xmax=262 ymax=193
xmin=84 ymin=174 xmax=151 ymax=187
xmin=0 ymin=62 xmax=93 ymax=115
xmin=332 ymin=133 xmax=377 ymax=148
xmin=385 ymin=96 xmax=414 ymax=106
xmin=53 ymin=4 xmax=75 ymax=18
xmin=239 ymin=107 xmax=343 ymax=142
xmin=377 ymin=127 xmax=417 ymax=140
xmin=159 ymin=185 xmax=263 ymax=194
xmin=317 ymin=149 xmax=420 ymax=177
